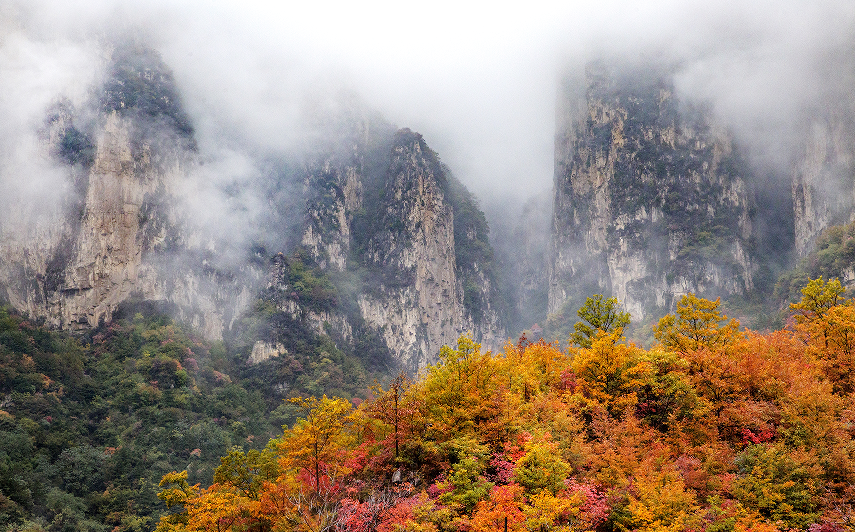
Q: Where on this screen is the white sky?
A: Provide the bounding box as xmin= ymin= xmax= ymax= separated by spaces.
xmin=4 ymin=0 xmax=854 ymax=209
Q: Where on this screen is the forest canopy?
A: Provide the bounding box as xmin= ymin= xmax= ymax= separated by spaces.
xmin=153 ymin=280 xmax=855 ymax=532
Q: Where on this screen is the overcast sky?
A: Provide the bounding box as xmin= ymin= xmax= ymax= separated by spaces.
xmin=2 ymin=0 xmax=853 ymax=212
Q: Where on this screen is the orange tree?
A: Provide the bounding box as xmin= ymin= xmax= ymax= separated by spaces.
xmin=571 ymin=330 xmax=650 ymax=416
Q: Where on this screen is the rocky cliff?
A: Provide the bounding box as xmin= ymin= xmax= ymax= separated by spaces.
xmin=0 ymin=45 xmax=250 ymax=337
xmin=792 ymin=114 xmax=855 ymax=256
xmin=550 ymin=63 xmax=755 ymax=321
xmin=356 ymin=129 xmax=501 ymax=370
xmin=0 ymin=44 xmax=504 ymax=372
xmin=295 ymin=120 xmax=504 ymax=371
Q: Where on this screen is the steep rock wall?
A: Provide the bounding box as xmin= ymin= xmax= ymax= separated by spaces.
xmin=0 ymin=45 xmax=250 ymax=337
xmin=0 ymin=45 xmax=504 ymax=372
xmin=299 ymin=125 xmax=504 ymax=371
xmin=550 ymin=63 xmax=754 ymax=320
xmin=359 ymin=130 xmax=467 ymax=370
xmin=792 ymin=115 xmax=855 ymax=256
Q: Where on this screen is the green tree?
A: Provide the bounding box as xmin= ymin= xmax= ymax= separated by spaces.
xmin=733 ymin=444 xmax=820 ymax=529
xmin=570 ymin=295 xmax=631 ymax=348
xmin=514 ymin=437 xmax=570 ymax=495
xmin=791 ymin=276 xmax=845 ymax=323
xmin=213 ymin=445 xmax=279 ymax=500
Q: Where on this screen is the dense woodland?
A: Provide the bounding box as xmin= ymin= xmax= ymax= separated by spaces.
xmin=0 ymin=300 xmax=376 ymax=532
xmin=4 ymin=274 xmax=854 ymax=531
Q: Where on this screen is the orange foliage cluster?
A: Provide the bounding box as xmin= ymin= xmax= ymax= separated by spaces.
xmin=157 ymin=280 xmax=855 ymax=532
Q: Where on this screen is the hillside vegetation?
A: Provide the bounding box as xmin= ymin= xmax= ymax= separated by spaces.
xmin=0 ymin=296 xmax=378 ymax=531
xmin=152 ymin=280 xmax=855 ymax=532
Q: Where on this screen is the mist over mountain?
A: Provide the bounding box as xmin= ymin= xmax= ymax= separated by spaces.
xmin=1 ymin=0 xmax=854 ymax=346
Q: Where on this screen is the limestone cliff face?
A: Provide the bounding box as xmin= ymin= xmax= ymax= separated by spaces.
xmin=550 ymin=63 xmax=754 ymax=320
xmin=0 ymin=45 xmax=503 ymax=371
xmin=792 ymin=115 xmax=855 ymax=256
xmin=359 ymin=130 xmax=466 ymax=370
xmin=0 ymin=45 xmax=250 ymax=337
xmin=298 ymin=125 xmax=504 ymax=371
xmin=299 ymin=106 xmax=389 ymax=272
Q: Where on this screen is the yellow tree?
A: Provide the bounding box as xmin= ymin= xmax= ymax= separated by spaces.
xmin=624 ymin=464 xmax=701 ymax=532
xmin=790 ymin=277 xmax=854 ymax=392
xmin=818 ymin=303 xmax=855 ymax=392
xmin=654 ymin=293 xmax=740 ymax=355
xmin=572 ymin=331 xmax=649 ymax=415
xmin=180 ymin=486 xmax=247 ymax=532
xmin=156 ymin=470 xmax=198 ymax=532
xmin=791 ymin=277 xmax=845 ymax=325
xmin=419 ymin=335 xmax=506 ymax=443
xmin=280 ymin=395 xmax=357 ymax=496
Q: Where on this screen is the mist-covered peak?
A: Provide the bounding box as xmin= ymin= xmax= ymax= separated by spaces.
xmin=101 ymin=42 xmax=195 ymax=145
xmin=299 ymin=88 xmax=395 ymax=162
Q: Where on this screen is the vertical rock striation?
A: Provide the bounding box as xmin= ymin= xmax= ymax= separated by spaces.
xmin=358 ymin=129 xmax=468 ymax=370
xmin=792 ymin=115 xmax=855 ymax=256
xmin=0 ymin=44 xmax=505 ymax=371
xmin=297 ymin=123 xmax=504 ymax=371
xmin=550 ymin=62 xmax=754 ymax=320
xmin=0 ymin=44 xmax=251 ymax=337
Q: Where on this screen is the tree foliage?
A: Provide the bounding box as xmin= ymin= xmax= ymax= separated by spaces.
xmin=5 ymin=280 xmax=855 ymax=531
xmin=654 ymin=292 xmax=741 ymax=354
xmin=570 ymin=294 xmax=631 ymax=348
xmin=154 ymin=285 xmax=855 ymax=532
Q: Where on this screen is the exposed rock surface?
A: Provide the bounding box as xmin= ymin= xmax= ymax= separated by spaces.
xmin=360 ymin=130 xmax=471 ymax=370
xmin=0 ymin=45 xmax=504 ymax=372
xmin=249 ymin=341 xmax=287 ymax=365
xmin=792 ymin=115 xmax=855 ymax=256
xmin=297 ymin=125 xmax=505 ymax=371
xmin=550 ymin=63 xmax=754 ymax=320
xmin=0 ymin=45 xmax=253 ymax=338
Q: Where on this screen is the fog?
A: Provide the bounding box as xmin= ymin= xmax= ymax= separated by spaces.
xmin=1 ymin=0 xmax=852 ymax=246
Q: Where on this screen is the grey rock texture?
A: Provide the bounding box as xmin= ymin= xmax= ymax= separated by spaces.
xmin=550 ymin=63 xmax=754 ymax=320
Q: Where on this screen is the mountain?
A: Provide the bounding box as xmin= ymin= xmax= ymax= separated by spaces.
xmin=0 ymin=44 xmax=505 ymax=372
xmin=792 ymin=113 xmax=855 ymax=256
xmin=547 ymin=57 xmax=855 ymax=331
xmin=0 ymin=44 xmax=246 ymax=339
xmin=549 ymin=62 xmax=755 ymax=323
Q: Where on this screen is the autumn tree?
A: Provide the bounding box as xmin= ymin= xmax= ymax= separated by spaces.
xmin=280 ymin=395 xmax=357 ymax=496
xmin=790 ymin=277 xmax=855 ymax=391
xmin=572 ymin=331 xmax=649 ymax=415
xmin=367 ymin=371 xmax=414 ymax=461
xmin=503 ymin=339 xmax=572 ymax=400
xmin=624 ymin=464 xmax=701 ymax=532
xmin=418 ymin=335 xmax=507 ymax=445
xmin=791 ymin=277 xmax=845 ymax=324
xmin=156 ymin=470 xmax=198 ymax=531
xmin=470 ymin=484 xmax=526 ymax=532
xmin=570 ymin=295 xmax=631 ymax=348
xmin=654 ymin=293 xmax=740 ymax=354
